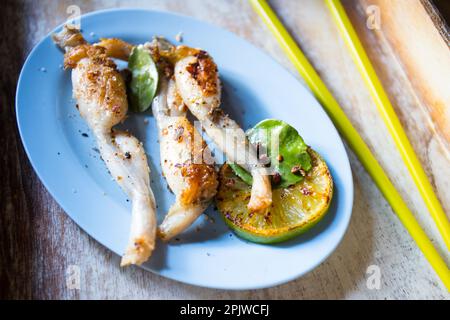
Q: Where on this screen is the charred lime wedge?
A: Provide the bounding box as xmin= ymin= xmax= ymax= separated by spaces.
xmin=216 ymin=149 xmax=333 ymax=243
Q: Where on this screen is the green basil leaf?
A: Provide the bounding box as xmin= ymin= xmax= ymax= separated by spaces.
xmin=230 ymin=119 xmax=312 ymax=188
xmin=228 ymin=163 xmax=253 ymax=185
xmin=128 ymin=46 xmax=158 ymax=112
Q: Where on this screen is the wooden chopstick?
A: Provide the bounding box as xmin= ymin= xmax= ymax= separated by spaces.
xmin=248 ymin=0 xmax=450 ymax=290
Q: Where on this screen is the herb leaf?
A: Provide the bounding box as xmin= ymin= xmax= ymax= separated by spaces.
xmin=229 ymin=163 xmax=253 ymax=185
xmin=230 ymin=119 xmax=312 ymax=188
xmin=128 ymin=46 xmax=158 ymax=112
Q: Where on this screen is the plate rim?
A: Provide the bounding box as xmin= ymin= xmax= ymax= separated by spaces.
xmin=16 ymin=7 xmax=354 ymax=290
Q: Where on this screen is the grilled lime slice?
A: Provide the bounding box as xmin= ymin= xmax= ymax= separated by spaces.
xmin=216 ymin=149 xmax=333 ymax=243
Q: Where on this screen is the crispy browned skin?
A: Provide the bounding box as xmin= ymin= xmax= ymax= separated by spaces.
xmin=52 ymin=25 xmax=87 ymax=49
xmin=53 ymin=26 xmax=128 ymax=122
xmin=173 ymin=116 xmax=218 ymax=206
xmin=96 ymin=38 xmax=135 ymax=61
xmin=63 ymin=45 xmax=128 ymax=124
xmin=151 ymin=44 xmax=201 ymax=65
xmin=156 ymin=105 xmax=218 ymax=222
xmin=180 ymin=163 xmax=218 ymax=205
xmin=185 ymin=51 xmax=219 ymax=96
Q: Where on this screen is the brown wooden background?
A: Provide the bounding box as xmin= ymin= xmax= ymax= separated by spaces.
xmin=1 ymin=0 xmax=449 ymax=299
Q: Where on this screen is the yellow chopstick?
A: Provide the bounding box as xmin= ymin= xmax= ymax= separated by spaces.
xmin=325 ymin=0 xmax=450 ymax=250
xmin=248 ymin=0 xmax=450 ymax=290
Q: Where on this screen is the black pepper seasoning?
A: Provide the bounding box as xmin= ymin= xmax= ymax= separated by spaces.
xmin=272 ymin=172 xmax=282 ymax=185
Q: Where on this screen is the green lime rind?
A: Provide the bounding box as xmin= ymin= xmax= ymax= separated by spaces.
xmin=128 ymin=46 xmax=159 ymax=112
xmin=222 ymin=210 xmax=328 ymax=244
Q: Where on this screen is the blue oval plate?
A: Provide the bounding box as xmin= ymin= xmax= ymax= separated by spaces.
xmin=16 ymin=9 xmax=353 ymax=290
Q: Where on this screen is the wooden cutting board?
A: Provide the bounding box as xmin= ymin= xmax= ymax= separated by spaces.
xmin=1 ymin=0 xmax=448 ymax=299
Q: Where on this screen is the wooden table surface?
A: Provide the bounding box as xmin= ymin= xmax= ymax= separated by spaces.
xmin=1 ymin=0 xmax=449 ymax=299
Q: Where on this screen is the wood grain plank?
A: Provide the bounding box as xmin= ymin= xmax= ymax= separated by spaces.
xmin=1 ymin=0 xmax=448 ymax=299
